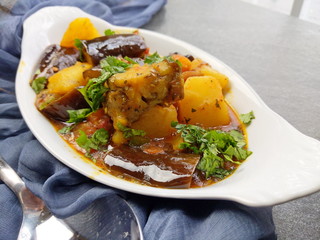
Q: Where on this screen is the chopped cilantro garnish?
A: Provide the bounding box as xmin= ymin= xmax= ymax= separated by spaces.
xmin=124 ymin=56 xmax=138 ymax=64
xmin=165 ymin=55 xmax=182 ymax=67
xmin=66 ymin=108 xmax=92 ymax=123
xmin=117 ymin=123 xmax=146 ymax=139
xmin=171 ymin=122 xmax=252 ymax=179
xmin=58 ymin=124 xmax=75 ymax=134
xmin=144 ymin=52 xmax=182 ymax=67
xmin=31 ymin=77 xmax=47 ymax=94
xmin=240 ymin=111 xmax=255 ymax=125
xmin=78 ymin=72 xmax=110 ymax=111
xmin=74 ymin=39 xmax=84 ymax=61
xmin=100 ymin=56 xmax=131 ymax=74
xmin=76 ymin=128 xmax=109 ymax=156
xmin=78 ymin=56 xmax=133 ymax=116
xmin=144 ymin=52 xmax=163 ymax=64
xmin=74 ymin=38 xmax=82 ymax=49
xmin=104 ymin=29 xmax=115 ymax=36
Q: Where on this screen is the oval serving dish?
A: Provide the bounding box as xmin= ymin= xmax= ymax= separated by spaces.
xmin=16 ymin=6 xmax=320 ymax=206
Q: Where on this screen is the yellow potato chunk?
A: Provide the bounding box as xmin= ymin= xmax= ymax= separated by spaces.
xmin=178 ymin=76 xmax=231 ymax=127
xmin=131 ymin=105 xmax=178 ymax=138
xmin=200 ymin=65 xmax=229 ymax=91
xmin=60 ymin=18 xmax=100 ymax=48
xmin=47 ymin=62 xmax=92 ymax=94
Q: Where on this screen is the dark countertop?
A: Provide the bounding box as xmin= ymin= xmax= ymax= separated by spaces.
xmin=143 ymin=0 xmax=320 ymax=239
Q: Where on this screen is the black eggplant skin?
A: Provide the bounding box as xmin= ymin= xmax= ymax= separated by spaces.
xmin=40 ymin=88 xmax=89 ymax=121
xmin=33 ymin=44 xmax=79 ymax=80
xmin=105 ymin=144 xmax=200 ymax=188
xmin=82 ymin=34 xmax=147 ymax=65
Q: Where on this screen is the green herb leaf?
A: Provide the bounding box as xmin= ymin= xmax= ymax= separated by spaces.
xmin=76 ymin=129 xmax=109 ymax=156
xmin=31 ymin=77 xmax=47 ymax=94
xmin=100 ymin=56 xmax=131 ymax=74
xmin=240 ymin=111 xmax=255 ymax=125
xmin=79 ymin=56 xmax=134 ymax=113
xmin=144 ymin=52 xmax=183 ymax=68
xmin=144 ymin=52 xmax=163 ymax=64
xmin=78 ymin=73 xmax=110 ymax=111
xmin=90 ymin=128 xmax=109 ymax=146
xmin=58 ymin=124 xmax=75 ymax=134
xmin=117 ymin=123 xmax=146 ymax=138
xmin=76 ymin=130 xmax=91 ymax=153
xmin=74 ymin=39 xmax=82 ymax=49
xmin=229 ymin=130 xmax=246 ymax=148
xmin=66 ymin=108 xmax=91 ymax=123
xmin=164 ymin=55 xmax=182 ymax=67
xmin=74 ymin=39 xmax=84 ymax=61
xmin=104 ymin=29 xmax=115 ymax=36
xmin=124 ymin=56 xmax=138 ymax=64
xmin=171 ymin=122 xmax=252 ymax=179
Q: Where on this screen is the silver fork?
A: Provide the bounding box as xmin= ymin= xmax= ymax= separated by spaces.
xmin=0 ymin=156 xmax=46 ymax=239
xmin=0 ymin=155 xmax=143 ymax=240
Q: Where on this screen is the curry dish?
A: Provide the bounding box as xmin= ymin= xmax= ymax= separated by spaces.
xmin=30 ymin=18 xmax=253 ymax=189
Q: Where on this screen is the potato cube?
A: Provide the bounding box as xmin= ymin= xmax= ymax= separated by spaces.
xmin=131 ymin=105 xmax=178 ymax=138
xmin=60 ymin=18 xmax=101 ymax=48
xmin=200 ymin=65 xmax=229 ymax=90
xmin=47 ymin=62 xmax=92 ymax=94
xmin=178 ymin=76 xmax=230 ymax=127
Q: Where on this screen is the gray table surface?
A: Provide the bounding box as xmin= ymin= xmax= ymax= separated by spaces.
xmin=143 ymin=0 xmax=320 ymax=239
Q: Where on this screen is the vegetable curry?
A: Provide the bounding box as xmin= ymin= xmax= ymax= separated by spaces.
xmin=30 ymin=18 xmax=253 ymax=189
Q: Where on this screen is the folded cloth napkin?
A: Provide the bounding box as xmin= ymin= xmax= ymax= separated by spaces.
xmin=0 ymin=0 xmax=276 ymax=239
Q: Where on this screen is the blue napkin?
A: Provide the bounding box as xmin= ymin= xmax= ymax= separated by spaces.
xmin=0 ymin=0 xmax=276 ymax=239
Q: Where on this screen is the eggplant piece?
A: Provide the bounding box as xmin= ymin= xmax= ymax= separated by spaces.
xmin=33 ymin=44 xmax=79 ymax=80
xmin=104 ymin=144 xmax=200 ymax=188
xmin=82 ymin=34 xmax=147 ymax=65
xmin=38 ymin=88 xmax=89 ymax=121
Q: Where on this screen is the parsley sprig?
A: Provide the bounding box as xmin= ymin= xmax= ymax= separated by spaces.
xmin=78 ymin=71 xmax=111 ymax=112
xmin=79 ymin=56 xmax=132 ymax=110
xmin=117 ymin=123 xmax=146 ymax=138
xmin=79 ymin=56 xmax=133 ymax=111
xmin=67 ymin=56 xmax=134 ymax=123
xmin=144 ymin=52 xmax=182 ymax=67
xmin=144 ymin=52 xmax=163 ymax=64
xmin=31 ymin=77 xmax=47 ymax=94
xmin=104 ymin=29 xmax=115 ymax=36
xmin=171 ymin=122 xmax=252 ymax=179
xmin=74 ymin=39 xmax=84 ymax=61
xmin=66 ymin=108 xmax=92 ymax=123
xmin=76 ymin=128 xmax=109 ymax=157
xmin=240 ymin=111 xmax=255 ymax=125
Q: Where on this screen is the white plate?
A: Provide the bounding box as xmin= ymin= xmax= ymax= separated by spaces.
xmin=16 ymin=6 xmax=320 ymax=207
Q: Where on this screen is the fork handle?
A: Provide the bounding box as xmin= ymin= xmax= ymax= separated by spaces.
xmin=0 ymin=155 xmax=45 ymax=240
xmin=0 ymin=155 xmax=26 ymax=199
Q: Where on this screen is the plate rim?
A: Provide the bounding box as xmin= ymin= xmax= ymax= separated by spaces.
xmin=16 ymin=6 xmax=320 ymax=207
